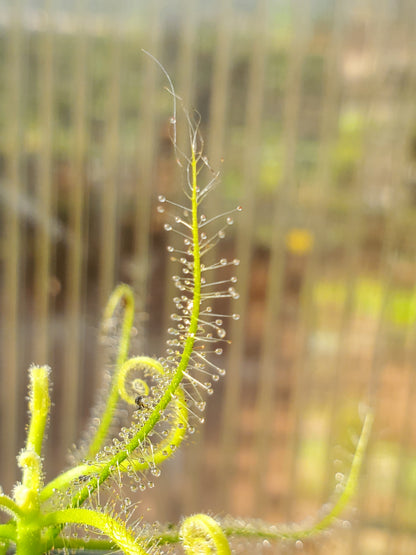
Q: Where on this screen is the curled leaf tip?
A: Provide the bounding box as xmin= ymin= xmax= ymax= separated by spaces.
xmin=180 ymin=514 xmax=231 ymax=555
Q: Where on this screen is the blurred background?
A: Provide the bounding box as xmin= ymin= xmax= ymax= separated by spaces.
xmin=1 ymin=0 xmax=416 ymax=553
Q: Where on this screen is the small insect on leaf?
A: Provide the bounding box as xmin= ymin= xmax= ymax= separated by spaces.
xmin=135 ymin=395 xmax=146 ymax=410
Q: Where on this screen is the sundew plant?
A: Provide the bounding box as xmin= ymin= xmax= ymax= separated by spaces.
xmin=0 ymin=59 xmax=372 ymax=554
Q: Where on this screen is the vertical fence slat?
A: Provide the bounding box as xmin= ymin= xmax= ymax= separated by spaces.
xmin=1 ymin=0 xmax=23 ymax=488
xmin=206 ymin=0 xmax=233 ymax=166
xmin=59 ymin=1 xmax=88 ymax=454
xmin=357 ymin=18 xmax=416 ymax=555
xmin=319 ymin=1 xmax=357 ymax=510
xmin=286 ymin=0 xmax=345 ymax=519
xmin=343 ymin=2 xmax=399 ymax=552
xmin=33 ymin=3 xmax=54 ymax=365
xmin=176 ymin=0 xmax=198 ymax=107
xmin=157 ymin=1 xmax=200 ymax=520
xmin=97 ymin=20 xmax=122 ymax=311
xmin=384 ymin=7 xmax=416 ymax=550
xmin=218 ymin=0 xmax=268 ymax=514
xmin=183 ymin=0 xmax=234 ymax=513
xmin=132 ymin=1 xmax=162 ymax=337
xmin=252 ymin=0 xmax=308 ymax=518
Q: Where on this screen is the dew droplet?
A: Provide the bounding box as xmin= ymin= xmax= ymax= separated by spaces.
xmin=233 ymin=258 xmax=240 ymax=265
xmin=164 ymin=223 xmax=172 ymax=231
xmin=157 ymin=205 xmax=165 ymax=213
xmin=167 ymin=246 xmax=174 ymax=252
xmin=218 ymin=230 xmax=225 ymax=239
xmin=232 ymin=314 xmax=240 ymax=320
xmin=295 ymin=540 xmax=303 ymax=550
xmin=217 ymin=329 xmax=226 ymax=338
xmin=170 ymin=117 xmax=176 ymax=124
xmin=226 ymin=217 xmax=234 ymax=225
xmin=220 ymin=258 xmax=227 ymax=265
xmin=215 ymin=348 xmax=223 ymax=355
xmin=236 ymin=205 xmax=243 ymax=211
xmin=158 ymin=195 xmax=166 ymax=203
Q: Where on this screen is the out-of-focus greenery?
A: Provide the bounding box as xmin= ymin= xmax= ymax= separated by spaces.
xmin=314 ymin=278 xmax=416 ymax=328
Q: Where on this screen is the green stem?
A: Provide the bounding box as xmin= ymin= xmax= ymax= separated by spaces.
xmin=0 ymin=495 xmax=22 ymax=519
xmin=26 ymin=366 xmax=50 ymax=456
xmin=41 ymin=536 xmax=117 ymax=551
xmin=39 ymin=463 xmax=101 ymax=503
xmin=223 ymin=412 xmax=374 ymax=542
xmin=15 ymin=519 xmax=42 ymax=555
xmin=10 ymin=367 xmax=52 ymax=555
xmin=42 ymin=508 xmax=148 ymax=554
xmin=87 ymin=284 xmax=135 ymax=457
xmin=0 ymin=523 xmax=17 ymax=542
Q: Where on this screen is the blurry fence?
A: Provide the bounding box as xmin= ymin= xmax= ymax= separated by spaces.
xmin=1 ymin=0 xmax=416 ymax=553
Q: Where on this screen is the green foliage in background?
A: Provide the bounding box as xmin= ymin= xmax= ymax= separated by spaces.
xmin=314 ymin=277 xmax=416 ymax=327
